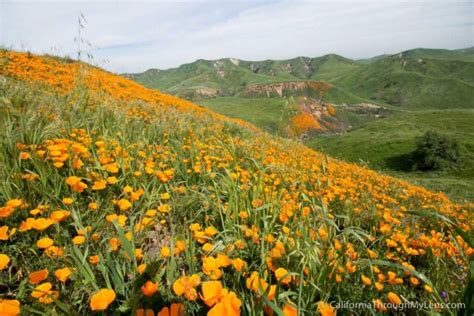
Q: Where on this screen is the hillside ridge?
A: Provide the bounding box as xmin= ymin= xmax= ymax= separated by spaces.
xmin=123 ymin=47 xmax=474 ymax=109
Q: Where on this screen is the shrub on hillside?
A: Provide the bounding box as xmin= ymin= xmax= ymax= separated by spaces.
xmin=412 ymin=130 xmax=461 ymax=171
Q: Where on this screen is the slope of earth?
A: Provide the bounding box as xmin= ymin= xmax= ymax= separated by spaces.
xmin=399 ymin=47 xmax=474 ymax=63
xmin=0 ymin=51 xmax=473 ymax=315
xmin=331 ymin=53 xmax=474 ymax=109
xmin=308 ymin=110 xmax=474 ymax=201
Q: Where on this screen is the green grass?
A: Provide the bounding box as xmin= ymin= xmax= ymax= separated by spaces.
xmin=308 ymin=109 xmax=474 ymax=201
xmin=332 ymin=57 xmax=474 ymax=109
xmin=197 ymin=97 xmax=292 ymax=134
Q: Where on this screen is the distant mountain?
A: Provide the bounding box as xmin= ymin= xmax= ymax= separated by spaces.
xmin=123 ymin=47 xmax=474 ymax=109
xmin=333 ymin=50 xmax=474 ymax=108
xmin=123 ymin=54 xmax=360 ymax=99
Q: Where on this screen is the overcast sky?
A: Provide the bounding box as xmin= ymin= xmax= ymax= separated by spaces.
xmin=1 ymin=0 xmax=473 ymax=73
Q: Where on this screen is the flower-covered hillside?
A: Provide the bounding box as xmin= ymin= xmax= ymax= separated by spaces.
xmin=1 ymin=51 xmax=257 ymax=131
xmin=0 ymin=51 xmax=472 ymax=315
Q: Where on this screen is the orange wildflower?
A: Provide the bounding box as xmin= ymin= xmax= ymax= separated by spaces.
xmin=141 ymin=281 xmax=159 ymax=297
xmin=55 ymin=267 xmax=73 ymax=282
xmin=90 ymin=289 xmax=116 ymax=311
xmin=317 ymin=301 xmax=335 ymax=316
xmin=201 ymin=281 xmax=223 ymax=307
xmin=0 ymin=299 xmax=20 ymax=315
xmin=28 ymin=269 xmax=49 ymax=284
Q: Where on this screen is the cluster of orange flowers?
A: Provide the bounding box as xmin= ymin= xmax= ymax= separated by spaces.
xmin=0 ymin=51 xmax=472 ymax=315
xmin=1 ymin=51 xmax=257 ymax=131
xmin=290 ymin=112 xmax=322 ymax=135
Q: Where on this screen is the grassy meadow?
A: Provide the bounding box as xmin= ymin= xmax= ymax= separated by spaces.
xmin=197 ymin=97 xmax=292 ymax=134
xmin=0 ymin=51 xmax=473 ymax=316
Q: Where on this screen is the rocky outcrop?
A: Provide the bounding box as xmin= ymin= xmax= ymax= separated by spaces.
xmin=338 ymin=102 xmax=388 ymax=118
xmin=245 ymin=81 xmax=331 ymax=98
xmin=195 ymin=88 xmax=220 ymax=97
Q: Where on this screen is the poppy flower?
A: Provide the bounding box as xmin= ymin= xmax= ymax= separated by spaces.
xmin=32 ymin=218 xmax=55 ymax=231
xmin=208 ymin=291 xmax=241 ymax=316
xmin=109 ymin=238 xmax=121 ymax=251
xmin=136 ymin=308 xmax=154 ymax=316
xmin=275 ymin=268 xmax=291 ymax=285
xmin=88 ymin=202 xmax=99 ymax=210
xmin=92 ymin=180 xmax=107 ymax=190
xmin=6 ymin=199 xmax=22 ymax=208
xmin=158 ymin=204 xmax=170 ymax=213
xmin=117 ymin=199 xmax=132 ymax=211
xmin=231 ymin=258 xmax=246 ymax=272
xmin=157 ymin=303 xmax=185 ymax=316
xmin=50 ymin=210 xmax=70 ymax=222
xmin=375 ymin=282 xmax=384 ymax=291
xmin=28 ymin=269 xmax=49 ymax=284
xmin=45 ymin=246 xmax=64 ymax=258
xmin=31 ymin=282 xmax=52 ymax=299
xmin=201 ymin=281 xmax=224 ymax=307
xmin=0 ymin=206 xmax=14 ymax=218
xmin=282 ymin=302 xmax=297 ymax=316
xmin=173 ymin=274 xmax=200 ymax=301
xmin=189 ymin=223 xmax=201 ymax=231
xmin=62 ymin=197 xmax=74 ymax=205
xmin=36 ymin=237 xmax=54 ymax=249
xmin=316 ymin=301 xmax=335 ymax=316
xmin=160 ymin=246 xmax=171 ymax=258
xmin=361 ymin=275 xmax=372 ymax=286
xmin=107 ymin=176 xmax=118 ymax=184
xmin=55 ymin=267 xmax=73 ymax=282
xmin=137 ymin=264 xmax=147 ymax=274
xmin=0 ymin=226 xmax=16 ymax=240
xmin=410 ymin=277 xmax=419 ymax=285
xmin=387 ymin=292 xmax=401 ymax=305
xmin=89 ymin=255 xmax=100 ymax=265
xmin=0 ymin=299 xmax=20 ymax=315
xmin=141 ymin=281 xmax=159 ymax=297
xmin=72 ymin=236 xmax=86 ymax=245
xmin=90 ymin=289 xmax=116 ymax=311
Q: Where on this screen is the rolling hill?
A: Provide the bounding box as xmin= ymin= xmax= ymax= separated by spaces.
xmin=333 ymin=53 xmax=474 ymax=109
xmin=123 ymin=54 xmax=362 ymax=101
xmin=124 ymin=47 xmax=474 ymax=109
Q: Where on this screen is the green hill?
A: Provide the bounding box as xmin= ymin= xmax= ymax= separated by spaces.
xmin=332 ymin=53 xmax=474 ymax=109
xmin=124 ymin=54 xmax=360 ymax=100
xmin=124 ymin=47 xmax=474 ymax=109
xmin=398 ymin=47 xmax=474 ymax=62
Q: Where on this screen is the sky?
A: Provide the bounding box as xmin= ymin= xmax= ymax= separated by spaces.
xmin=1 ymin=0 xmax=473 ymax=73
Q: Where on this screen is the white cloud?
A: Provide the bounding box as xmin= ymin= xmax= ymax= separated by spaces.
xmin=1 ymin=0 xmax=472 ymax=73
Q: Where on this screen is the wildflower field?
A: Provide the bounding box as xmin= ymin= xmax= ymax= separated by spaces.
xmin=0 ymin=51 xmax=473 ymax=315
